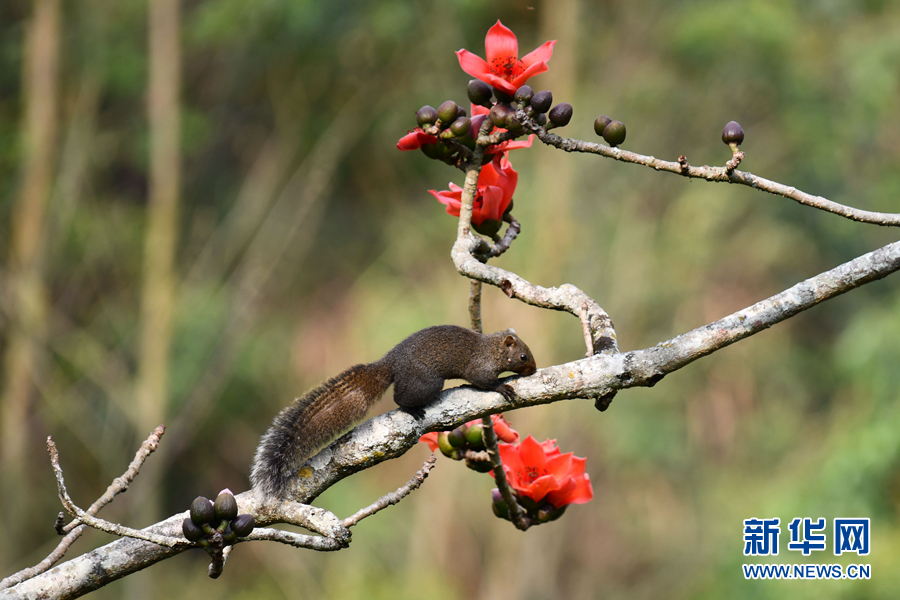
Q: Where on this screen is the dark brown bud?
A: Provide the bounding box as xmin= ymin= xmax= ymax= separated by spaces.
xmin=530 ymin=90 xmax=553 ymax=113
xmin=182 ymin=517 xmax=205 ymax=542
xmin=213 ymin=492 xmax=238 ymax=521
xmin=467 ymin=79 xmax=493 ymax=107
xmin=722 ymin=120 xmax=744 ymax=146
xmin=231 ymin=514 xmax=256 ymax=537
xmin=548 ymin=103 xmax=573 ymax=127
xmin=190 ymin=497 xmax=215 ymax=525
xmin=514 ymin=85 xmax=534 ymax=106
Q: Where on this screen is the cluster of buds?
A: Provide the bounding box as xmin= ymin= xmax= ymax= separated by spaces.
xmin=413 ymin=100 xmax=479 ymax=163
xmin=491 ymin=487 xmax=567 ymax=524
xmin=182 ymin=490 xmax=255 ymax=552
xmin=468 ymin=80 xmax=573 ymax=132
xmin=428 ymin=414 xmax=519 ymax=473
xmin=421 ymin=419 xmax=593 ymax=527
xmin=594 ymin=114 xmax=626 ymax=147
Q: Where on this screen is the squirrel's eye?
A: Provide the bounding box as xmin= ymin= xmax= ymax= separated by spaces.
xmin=520 ymin=354 xmax=528 ymax=361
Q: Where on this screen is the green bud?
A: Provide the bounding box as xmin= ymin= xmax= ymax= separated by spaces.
xmin=594 ymin=115 xmax=612 ymax=137
xmin=214 ymin=492 xmax=238 ymax=521
xmin=437 ymin=432 xmax=456 ymax=457
xmin=602 ymin=120 xmax=626 ymax=147
xmin=504 ymin=112 xmax=523 ymax=131
xmin=489 ymin=103 xmax=514 ymax=128
xmin=467 ymin=79 xmax=493 ymax=107
xmin=449 ymin=117 xmax=472 ymax=137
xmin=231 ymin=514 xmax=256 ymax=537
xmin=530 ymin=90 xmax=553 ymax=113
xmin=548 ymin=102 xmax=573 ymax=127
xmin=447 ymin=425 xmax=467 ymax=448
xmin=436 ymin=100 xmax=460 ymax=124
xmin=190 ymin=497 xmax=215 ymax=525
xmin=464 ymin=422 xmax=485 ymax=449
xmin=182 ymin=518 xmax=205 ymax=542
xmin=415 ymin=105 xmax=438 ymax=127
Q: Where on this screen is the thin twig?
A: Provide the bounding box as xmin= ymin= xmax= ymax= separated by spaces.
xmin=1 ymin=426 xmax=167 ymax=590
xmin=518 ymin=110 xmax=900 ymax=227
xmin=47 ymin=437 xmax=189 ymax=548
xmin=342 ymin=455 xmax=437 ymax=527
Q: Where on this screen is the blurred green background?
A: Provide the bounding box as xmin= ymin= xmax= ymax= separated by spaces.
xmin=2 ymin=0 xmax=900 ymax=598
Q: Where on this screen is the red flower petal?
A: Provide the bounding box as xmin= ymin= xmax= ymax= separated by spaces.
xmin=519 ymin=40 xmax=556 ymax=70
xmin=397 ymin=129 xmax=438 ymax=151
xmin=484 ymin=20 xmax=519 ymax=73
xmin=419 ymin=432 xmax=440 ymax=452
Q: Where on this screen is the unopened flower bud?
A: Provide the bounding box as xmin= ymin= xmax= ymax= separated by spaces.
xmin=548 ymin=103 xmax=573 ymax=127
xmin=489 ymin=103 xmax=514 ymax=128
xmin=602 ymin=120 xmax=626 ymax=147
xmin=182 ymin=518 xmax=205 ymax=542
xmin=416 ymin=105 xmax=438 ymax=127
xmin=214 ymin=491 xmax=238 ymax=521
xmin=436 ymin=100 xmax=460 ymax=124
xmin=231 ymin=514 xmax=256 ymax=537
xmin=465 ymin=422 xmax=485 ymax=449
xmin=449 ymin=117 xmax=472 ymax=137
xmin=447 ymin=425 xmax=468 ymax=448
xmin=722 ymin=120 xmax=744 ymax=150
xmin=594 ymin=115 xmax=612 ymax=137
xmin=467 ymin=79 xmax=493 ymax=107
xmin=530 ymin=90 xmax=553 ymax=114
xmin=190 ymin=497 xmax=215 ymax=525
xmin=514 ymin=85 xmax=534 ymax=106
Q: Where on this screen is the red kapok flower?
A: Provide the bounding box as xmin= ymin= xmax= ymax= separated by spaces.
xmin=456 ymin=20 xmax=556 ymax=97
xmin=419 ymin=414 xmax=519 ymax=451
xmin=494 ymin=435 xmax=593 ymax=508
xmin=428 ymin=153 xmax=517 ymax=226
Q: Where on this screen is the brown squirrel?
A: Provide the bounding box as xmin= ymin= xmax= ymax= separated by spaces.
xmin=251 ymin=325 xmax=537 ymax=498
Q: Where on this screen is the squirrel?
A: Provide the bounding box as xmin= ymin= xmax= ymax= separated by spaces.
xmin=250 ymin=325 xmax=536 ymax=498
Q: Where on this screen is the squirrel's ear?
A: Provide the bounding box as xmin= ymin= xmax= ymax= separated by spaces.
xmin=506 ymin=328 xmax=517 ymax=335
xmin=504 ymin=335 xmax=516 ymax=348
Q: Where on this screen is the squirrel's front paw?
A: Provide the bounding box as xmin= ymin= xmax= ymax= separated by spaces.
xmin=497 ymin=383 xmax=517 ymax=400
xmin=401 ymin=406 xmax=427 ymax=420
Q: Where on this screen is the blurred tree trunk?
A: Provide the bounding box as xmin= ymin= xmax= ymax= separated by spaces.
xmin=130 ymin=1 xmax=181 ymax=586
xmin=0 ymin=0 xmax=60 ymax=556
xmin=135 ymin=0 xmax=181 ymax=440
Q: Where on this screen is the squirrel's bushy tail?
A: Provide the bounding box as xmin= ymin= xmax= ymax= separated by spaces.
xmin=251 ymin=362 xmax=393 ymax=498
